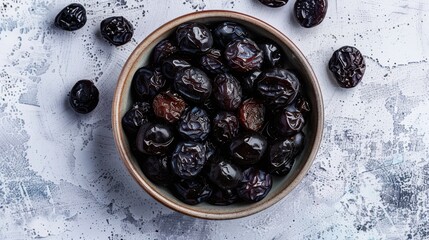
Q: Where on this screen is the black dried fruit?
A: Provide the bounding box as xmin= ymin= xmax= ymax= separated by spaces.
xmin=152 ymin=39 xmax=178 ymax=65
xmin=100 ymin=16 xmax=133 ymax=46
xmin=55 ymin=3 xmax=87 ymax=31
xmin=178 ymin=107 xmax=211 ymax=142
xmin=268 ymin=132 xmax=304 ymax=175
xmin=329 ymin=46 xmax=366 ymax=88
xmin=212 ymin=112 xmax=240 ymax=144
xmin=212 ymin=73 xmax=242 ymax=111
xmin=122 ymin=102 xmax=152 ymax=137
xmin=225 ymin=38 xmax=263 ymax=72
xmin=256 ymin=68 xmax=300 ymax=110
xmin=172 ymin=176 xmax=212 ymax=205
xmin=199 ymin=48 xmax=228 ymax=75
xmin=69 ymin=80 xmax=99 ymax=114
xmin=140 ymin=155 xmax=173 ymax=186
xmin=238 ymin=98 xmax=265 ymax=132
xmin=207 ymin=187 xmax=239 ymax=206
xmin=152 ymin=91 xmax=187 ymax=123
xmin=237 ymin=168 xmax=272 ymax=202
xmin=258 ymin=0 xmax=288 ymax=8
xmin=267 ymin=106 xmax=305 ymax=138
xmin=259 ymin=41 xmax=283 ymax=68
xmin=207 ymin=160 xmax=242 ymax=190
xmin=132 ymin=67 xmax=166 ymax=100
xmin=161 ymin=56 xmax=192 ymax=80
xmin=294 ymin=0 xmax=328 ymax=28
xmin=176 ymin=22 xmax=213 ymax=53
xmin=230 ymin=133 xmax=267 ymax=165
xmin=213 ymin=22 xmax=248 ymax=48
xmin=174 ymin=67 xmax=212 ymax=103
xmin=170 ymin=141 xmax=207 ymax=179
xmin=136 ymin=123 xmax=175 ymax=155
xmin=241 ymin=71 xmax=261 ymax=96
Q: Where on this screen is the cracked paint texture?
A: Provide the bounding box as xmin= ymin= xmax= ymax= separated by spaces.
xmin=0 ymin=0 xmax=428 ymax=239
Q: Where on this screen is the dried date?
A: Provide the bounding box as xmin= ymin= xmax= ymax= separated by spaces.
xmin=329 ymin=46 xmax=366 ymax=88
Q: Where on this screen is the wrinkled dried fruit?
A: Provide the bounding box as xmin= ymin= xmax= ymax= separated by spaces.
xmin=329 ymin=46 xmax=366 ymax=88
xmin=55 ymin=3 xmax=87 ymax=31
xmin=268 ymin=106 xmax=305 ymax=138
xmin=152 ymin=39 xmax=178 ymax=65
xmin=213 ymin=73 xmax=242 ymax=110
xmin=140 ymin=155 xmax=173 ymax=186
xmin=259 ymin=41 xmax=283 ymax=68
xmin=176 ymin=22 xmax=213 ymax=53
xmin=174 ymin=67 xmax=212 ymax=103
xmin=122 ymin=102 xmax=152 ymax=136
xmin=152 ymin=91 xmax=187 ymax=123
xmin=239 ymin=98 xmax=265 ymax=132
xmin=207 ymin=160 xmax=242 ymax=190
xmin=100 ymin=16 xmax=133 ymax=46
xmin=207 ymin=187 xmax=238 ymax=206
xmin=268 ymin=132 xmax=304 ymax=175
xmin=230 ymin=133 xmax=267 ymax=165
xmin=161 ymin=56 xmax=192 ymax=80
xmin=178 ymin=107 xmax=211 ymax=142
xmin=237 ymin=168 xmax=272 ymax=202
xmin=132 ymin=67 xmax=166 ymax=100
xmin=225 ymin=38 xmax=263 ymax=72
xmin=199 ymin=48 xmax=228 ymax=75
xmin=212 ymin=112 xmax=240 ymax=144
xmin=69 ymin=80 xmax=99 ymax=114
xmin=213 ymin=22 xmax=248 ymax=47
xmin=172 ymin=176 xmax=212 ymax=205
xmin=171 ymin=141 xmax=207 ymax=179
xmin=241 ymin=71 xmax=261 ymax=96
xmin=258 ymin=0 xmax=288 ymax=8
xmin=136 ymin=123 xmax=175 ymax=155
xmin=294 ymin=0 xmax=328 ymax=28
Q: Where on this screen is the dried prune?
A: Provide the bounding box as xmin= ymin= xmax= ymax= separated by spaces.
xmin=136 ymin=123 xmax=175 ymax=155
xmin=176 ymin=22 xmax=213 ymax=53
xmin=241 ymin=71 xmax=261 ymax=96
xmin=225 ymin=38 xmax=263 ymax=72
xmin=152 ymin=39 xmax=178 ymax=65
xmin=259 ymin=41 xmax=283 ymax=68
xmin=174 ymin=67 xmax=212 ymax=103
xmin=122 ymin=102 xmax=152 ymax=137
xmin=207 ymin=187 xmax=239 ymax=206
xmin=172 ymin=176 xmax=212 ymax=205
xmin=178 ymin=107 xmax=211 ymax=142
xmin=239 ymin=98 xmax=265 ymax=132
xmin=140 ymin=155 xmax=173 ymax=186
xmin=100 ymin=16 xmax=133 ymax=46
xmin=268 ymin=132 xmax=304 ymax=175
xmin=161 ymin=56 xmax=192 ymax=80
xmin=170 ymin=141 xmax=207 ymax=179
xmin=55 ymin=3 xmax=87 ymax=31
xmin=237 ymin=168 xmax=272 ymax=202
xmin=212 ymin=73 xmax=242 ymax=110
xmin=267 ymin=106 xmax=305 ymax=139
xmin=132 ymin=67 xmax=166 ymax=100
xmin=213 ymin=22 xmax=248 ymax=48
xmin=256 ymin=68 xmax=300 ymax=110
xmin=212 ymin=112 xmax=240 ymax=144
xmin=294 ymin=0 xmax=328 ymax=28
xmin=329 ymin=46 xmax=366 ymax=88
xmin=258 ymin=0 xmax=288 ymax=8
xmin=207 ymin=160 xmax=242 ymax=190
xmin=152 ymin=91 xmax=187 ymax=123
xmin=69 ymin=80 xmax=99 ymax=114
xmin=199 ymin=48 xmax=228 ymax=75
xmin=230 ymin=133 xmax=267 ymax=165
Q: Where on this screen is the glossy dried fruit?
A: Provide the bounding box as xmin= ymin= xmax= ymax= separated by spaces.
xmin=213 ymin=22 xmax=248 ymax=48
xmin=140 ymin=155 xmax=173 ymax=186
xmin=122 ymin=102 xmax=152 ymax=137
xmin=207 ymin=160 xmax=242 ymax=190
xmin=294 ymin=0 xmax=328 ymax=28
xmin=225 ymin=38 xmax=263 ymax=72
xmin=230 ymin=133 xmax=267 ymax=165
xmin=256 ymin=68 xmax=300 ymax=110
xmin=213 ymin=73 xmax=242 ymax=110
xmin=176 ymin=22 xmax=213 ymax=53
xmin=136 ymin=123 xmax=175 ymax=155
xmin=212 ymin=112 xmax=240 ymax=144
xmin=268 ymin=106 xmax=305 ymax=138
xmin=170 ymin=141 xmax=207 ymax=179
xmin=259 ymin=41 xmax=283 ymax=68
xmin=178 ymin=107 xmax=211 ymax=142
xmin=69 ymin=80 xmax=99 ymax=114
xmin=329 ymin=46 xmax=366 ymax=88
xmin=207 ymin=187 xmax=239 ymax=206
xmin=152 ymin=39 xmax=178 ymax=65
xmin=100 ymin=16 xmax=133 ymax=46
xmin=268 ymin=132 xmax=304 ymax=175
xmin=237 ymin=168 xmax=272 ymax=202
xmin=55 ymin=3 xmax=87 ymax=31
xmin=152 ymin=91 xmax=187 ymax=123
xmin=172 ymin=176 xmax=212 ymax=205
xmin=199 ymin=48 xmax=228 ymax=75
xmin=174 ymin=67 xmax=212 ymax=103
xmin=258 ymin=0 xmax=288 ymax=7
xmin=239 ymin=98 xmax=265 ymax=132
xmin=241 ymin=71 xmax=261 ymax=96
xmin=132 ymin=67 xmax=166 ymax=100
xmin=161 ymin=56 xmax=192 ymax=80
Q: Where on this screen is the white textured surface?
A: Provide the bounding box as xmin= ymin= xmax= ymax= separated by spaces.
xmin=1 ymin=0 xmax=429 ymax=239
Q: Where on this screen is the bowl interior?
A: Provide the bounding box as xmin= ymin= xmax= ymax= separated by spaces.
xmin=112 ymin=11 xmax=323 ymax=220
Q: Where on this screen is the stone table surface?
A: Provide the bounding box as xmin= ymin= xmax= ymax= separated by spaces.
xmin=1 ymin=0 xmax=428 ymax=239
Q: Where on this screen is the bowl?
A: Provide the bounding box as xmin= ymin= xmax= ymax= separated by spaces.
xmin=112 ymin=10 xmax=324 ymax=220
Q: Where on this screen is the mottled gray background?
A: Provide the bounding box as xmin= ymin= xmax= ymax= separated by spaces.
xmin=1 ymin=0 xmax=429 ymax=239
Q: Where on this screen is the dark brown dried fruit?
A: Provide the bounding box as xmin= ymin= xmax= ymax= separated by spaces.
xmin=212 ymin=73 xmax=242 ymax=111
xmin=176 ymin=22 xmax=213 ymax=53
xmin=100 ymin=16 xmax=133 ymax=46
xmin=267 ymin=106 xmax=305 ymax=138
xmin=294 ymin=0 xmax=328 ymax=28
xmin=199 ymin=48 xmax=228 ymax=75
xmin=259 ymin=41 xmax=283 ymax=68
xmin=136 ymin=123 xmax=175 ymax=155
xmin=258 ymin=0 xmax=288 ymax=8
xmin=140 ymin=155 xmax=174 ymax=186
xmin=55 ymin=3 xmax=87 ymax=31
xmin=225 ymin=38 xmax=263 ymax=72
xmin=174 ymin=67 xmax=212 ymax=103
xmin=207 ymin=160 xmax=242 ymax=190
xmin=170 ymin=141 xmax=207 ymax=179
xmin=230 ymin=133 xmax=267 ymax=165
xmin=212 ymin=112 xmax=240 ymax=144
xmin=132 ymin=67 xmax=166 ymax=100
xmin=152 ymin=39 xmax=178 ymax=65
xmin=207 ymin=187 xmax=239 ymax=206
xmin=172 ymin=176 xmax=212 ymax=205
xmin=178 ymin=107 xmax=211 ymax=142
xmin=152 ymin=91 xmax=187 ymax=123
xmin=161 ymin=56 xmax=192 ymax=80
xmin=239 ymin=98 xmax=265 ymax=132
xmin=237 ymin=168 xmax=272 ymax=202
xmin=329 ymin=46 xmax=366 ymax=88
xmin=268 ymin=132 xmax=304 ymax=175
xmin=69 ymin=80 xmax=99 ymax=114
xmin=122 ymin=102 xmax=152 ymax=137
xmin=213 ymin=22 xmax=248 ymax=48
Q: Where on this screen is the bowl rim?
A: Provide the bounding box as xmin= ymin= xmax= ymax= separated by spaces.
xmin=112 ymin=10 xmax=324 ymax=220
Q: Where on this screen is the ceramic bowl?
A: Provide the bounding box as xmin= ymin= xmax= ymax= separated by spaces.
xmin=112 ymin=10 xmax=324 ymax=220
